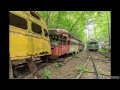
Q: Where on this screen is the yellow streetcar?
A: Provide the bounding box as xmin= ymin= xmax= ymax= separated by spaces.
xmin=9 ymin=11 xmax=51 ymax=78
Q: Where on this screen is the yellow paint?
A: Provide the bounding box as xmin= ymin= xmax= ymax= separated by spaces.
xmin=9 ymin=11 xmax=51 ymax=61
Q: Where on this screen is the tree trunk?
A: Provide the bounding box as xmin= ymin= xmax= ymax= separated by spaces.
xmin=94 ymin=29 xmax=98 ymax=40
xmin=85 ymin=21 xmax=89 ymax=52
xmin=56 ymin=11 xmax=60 ymax=28
xmin=46 ymin=11 xmax=50 ymax=26
xmin=106 ymin=12 xmax=111 ymax=48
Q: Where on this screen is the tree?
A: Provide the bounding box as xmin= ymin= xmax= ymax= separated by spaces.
xmin=39 ymin=11 xmax=111 ymax=46
xmin=70 ymin=12 xmax=85 ymax=32
xmin=46 ymin=11 xmax=51 ymax=26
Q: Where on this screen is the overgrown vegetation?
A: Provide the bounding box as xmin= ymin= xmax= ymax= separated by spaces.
xmin=98 ymin=48 xmax=109 ymax=54
xmin=54 ymin=63 xmax=62 ymax=68
xmin=76 ymin=65 xmax=93 ymax=73
xmin=76 ymin=66 xmax=83 ymax=72
xmin=74 ymin=54 xmax=81 ymax=58
xmin=39 ymin=11 xmax=111 ymax=48
xmin=43 ymin=69 xmax=52 ymax=79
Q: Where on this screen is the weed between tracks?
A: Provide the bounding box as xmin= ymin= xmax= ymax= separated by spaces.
xmin=43 ymin=69 xmax=52 ymax=79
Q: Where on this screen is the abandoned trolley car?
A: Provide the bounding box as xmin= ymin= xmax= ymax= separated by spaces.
xmin=48 ymin=29 xmax=83 ymax=59
xmin=9 ymin=11 xmax=51 ymax=78
xmin=88 ymin=40 xmax=99 ymax=51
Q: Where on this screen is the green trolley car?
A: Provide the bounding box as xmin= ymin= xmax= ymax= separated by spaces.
xmin=88 ymin=40 xmax=99 ymax=51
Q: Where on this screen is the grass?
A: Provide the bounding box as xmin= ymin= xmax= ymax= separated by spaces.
xmin=76 ymin=66 xmax=93 ymax=73
xmin=100 ymin=72 xmax=111 ymax=76
xmin=74 ymin=54 xmax=81 ymax=58
xmin=43 ymin=69 xmax=52 ymax=79
xmin=76 ymin=66 xmax=110 ymax=76
xmin=54 ymin=63 xmax=62 ymax=68
xmin=76 ymin=66 xmax=83 ymax=72
xmin=98 ymin=48 xmax=109 ymax=54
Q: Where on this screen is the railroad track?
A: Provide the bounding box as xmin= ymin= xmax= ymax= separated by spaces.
xmin=76 ymin=51 xmax=111 ymax=79
xmin=14 ymin=54 xmax=74 ymax=79
xmin=13 ymin=51 xmax=110 ymax=79
xmin=99 ymin=52 xmax=111 ymax=59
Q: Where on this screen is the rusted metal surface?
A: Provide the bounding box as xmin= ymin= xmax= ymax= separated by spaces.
xmin=26 ymin=58 xmax=37 ymax=73
xmin=9 ymin=60 xmax=14 ymax=79
xmin=49 ymin=29 xmax=71 ymax=59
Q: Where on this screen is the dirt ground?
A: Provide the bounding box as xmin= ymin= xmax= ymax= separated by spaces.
xmin=34 ymin=51 xmax=111 ymax=79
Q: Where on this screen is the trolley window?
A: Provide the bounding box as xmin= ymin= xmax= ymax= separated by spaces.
xmin=30 ymin=11 xmax=40 ymax=20
xmin=31 ymin=22 xmax=42 ymax=35
xmin=89 ymin=42 xmax=97 ymax=44
xmin=63 ymin=36 xmax=66 ymax=45
xmin=44 ymin=29 xmax=48 ymax=37
xmin=67 ymin=41 xmax=70 ymax=45
xmin=59 ymin=35 xmax=62 ymax=45
xmin=9 ymin=12 xmax=27 ymax=30
xmin=49 ymin=35 xmax=59 ymax=46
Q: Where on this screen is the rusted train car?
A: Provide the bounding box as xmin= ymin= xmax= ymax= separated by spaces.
xmin=48 ymin=29 xmax=70 ymax=59
xmin=48 ymin=29 xmax=83 ymax=59
xmin=9 ymin=11 xmax=51 ymax=78
xmin=78 ymin=41 xmax=84 ymax=52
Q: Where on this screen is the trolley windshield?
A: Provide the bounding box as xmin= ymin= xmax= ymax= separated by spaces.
xmin=49 ymin=35 xmax=59 ymax=46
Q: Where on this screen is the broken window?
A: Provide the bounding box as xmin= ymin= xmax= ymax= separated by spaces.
xmin=30 ymin=11 xmax=40 ymax=20
xmin=62 ymin=36 xmax=67 ymax=45
xmin=31 ymin=22 xmax=42 ymax=35
xmin=9 ymin=12 xmax=27 ymax=30
xmin=49 ymin=35 xmax=59 ymax=46
xmin=59 ymin=35 xmax=62 ymax=45
xmin=89 ymin=42 xmax=97 ymax=44
xmin=67 ymin=40 xmax=70 ymax=45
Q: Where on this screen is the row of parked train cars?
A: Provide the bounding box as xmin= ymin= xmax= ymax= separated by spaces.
xmin=9 ymin=11 xmax=84 ymax=78
xmin=87 ymin=40 xmax=111 ymax=52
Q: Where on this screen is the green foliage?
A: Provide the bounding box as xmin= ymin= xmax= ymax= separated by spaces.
xmin=76 ymin=66 xmax=83 ymax=72
xmin=74 ymin=54 xmax=81 ymax=58
xmin=76 ymin=66 xmax=93 ymax=73
xmin=43 ymin=69 xmax=52 ymax=79
xmin=39 ymin=11 xmax=111 ymax=46
xmin=98 ymin=48 xmax=109 ymax=54
xmin=76 ymin=66 xmax=87 ymax=73
xmin=83 ymin=69 xmax=93 ymax=73
xmin=54 ymin=63 xmax=62 ymax=68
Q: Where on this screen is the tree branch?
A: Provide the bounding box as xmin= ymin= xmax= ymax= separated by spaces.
xmin=70 ymin=12 xmax=85 ymax=32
